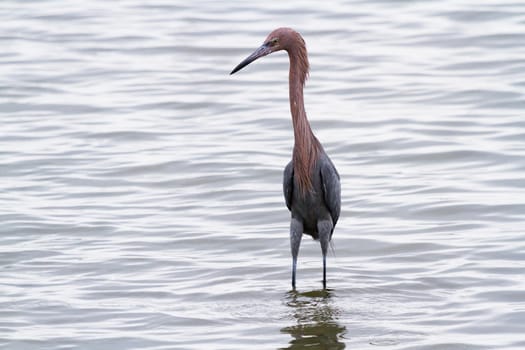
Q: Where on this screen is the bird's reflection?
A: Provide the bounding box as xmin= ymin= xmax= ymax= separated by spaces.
xmin=280 ymin=289 xmax=346 ymax=350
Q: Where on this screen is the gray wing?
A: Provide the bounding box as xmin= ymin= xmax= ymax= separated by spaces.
xmin=283 ymin=161 xmax=294 ymax=211
xmin=320 ymin=157 xmax=341 ymax=230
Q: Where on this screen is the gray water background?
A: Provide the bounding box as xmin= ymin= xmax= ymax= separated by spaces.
xmin=1 ymin=1 xmax=525 ymax=349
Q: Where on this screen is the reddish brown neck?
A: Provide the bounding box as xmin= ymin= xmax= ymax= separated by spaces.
xmin=287 ymin=43 xmax=320 ymax=195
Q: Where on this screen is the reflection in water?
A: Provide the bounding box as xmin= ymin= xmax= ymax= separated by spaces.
xmin=280 ymin=289 xmax=346 ymax=350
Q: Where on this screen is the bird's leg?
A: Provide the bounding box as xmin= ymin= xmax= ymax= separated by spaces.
xmin=318 ymin=220 xmax=333 ymax=289
xmin=323 ymin=255 xmax=327 ymax=289
xmin=290 ymin=218 xmax=303 ymax=290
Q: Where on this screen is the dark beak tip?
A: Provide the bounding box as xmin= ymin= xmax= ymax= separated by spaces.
xmin=230 ymin=65 xmax=245 ymax=76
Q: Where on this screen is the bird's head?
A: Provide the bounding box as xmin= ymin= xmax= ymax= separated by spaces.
xmin=230 ymin=28 xmax=301 ymax=75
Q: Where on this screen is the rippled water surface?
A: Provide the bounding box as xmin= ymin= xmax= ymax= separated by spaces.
xmin=2 ymin=1 xmax=525 ymax=349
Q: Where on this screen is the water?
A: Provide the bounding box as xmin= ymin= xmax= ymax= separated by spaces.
xmin=1 ymin=1 xmax=525 ymax=349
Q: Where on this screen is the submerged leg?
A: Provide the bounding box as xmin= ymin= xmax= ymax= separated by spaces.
xmin=318 ymin=220 xmax=333 ymax=289
xmin=290 ymin=218 xmax=303 ymax=289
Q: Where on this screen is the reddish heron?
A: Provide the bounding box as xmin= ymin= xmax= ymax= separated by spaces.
xmin=231 ymin=28 xmax=341 ymax=289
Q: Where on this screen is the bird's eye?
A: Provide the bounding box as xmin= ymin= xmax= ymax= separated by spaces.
xmin=270 ymin=38 xmax=279 ymax=46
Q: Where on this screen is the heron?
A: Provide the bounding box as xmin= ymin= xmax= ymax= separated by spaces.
xmin=230 ymin=28 xmax=341 ymax=289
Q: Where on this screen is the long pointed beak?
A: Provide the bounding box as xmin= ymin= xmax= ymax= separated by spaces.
xmin=230 ymin=43 xmax=271 ymax=75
